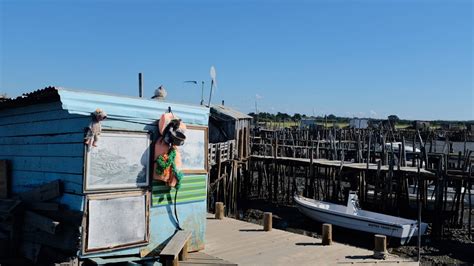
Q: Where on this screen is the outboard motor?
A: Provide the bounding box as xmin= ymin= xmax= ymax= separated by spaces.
xmin=346 ymin=191 xmax=361 ymax=215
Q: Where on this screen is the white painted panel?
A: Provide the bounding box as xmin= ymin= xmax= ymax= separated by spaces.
xmin=87 ymin=195 xmax=146 ymax=249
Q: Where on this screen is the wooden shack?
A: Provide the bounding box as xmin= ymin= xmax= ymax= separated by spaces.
xmin=349 ymin=118 xmax=369 ymax=129
xmin=207 ymin=105 xmax=252 ymax=216
xmin=0 ymin=87 xmax=209 ymax=262
xmin=413 ymin=120 xmax=431 ymax=131
xmin=209 ymin=104 xmax=252 ymax=161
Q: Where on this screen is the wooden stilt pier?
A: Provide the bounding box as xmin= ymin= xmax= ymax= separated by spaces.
xmin=204 ymin=214 xmax=418 ymax=265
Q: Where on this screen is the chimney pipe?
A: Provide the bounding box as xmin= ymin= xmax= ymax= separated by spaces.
xmin=138 ymin=73 xmax=143 ymax=98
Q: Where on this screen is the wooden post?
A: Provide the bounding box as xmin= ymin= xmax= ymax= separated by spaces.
xmin=401 ymin=136 xmax=406 ymax=167
xmin=0 ymin=160 xmax=8 ymax=199
xmin=178 ymin=240 xmax=189 ymax=261
xmin=263 ymin=212 xmax=272 ymax=231
xmin=309 ymin=148 xmax=314 ymax=198
xmin=418 ymin=191 xmax=422 ymax=262
xmin=322 ymin=223 xmax=332 ymax=245
xmin=373 ymin=234 xmax=387 ymax=259
xmin=215 ymin=202 xmax=224 ymax=220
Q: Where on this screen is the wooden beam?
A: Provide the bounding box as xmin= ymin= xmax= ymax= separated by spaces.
xmin=0 ymin=160 xmax=8 ymax=199
xmin=19 ymin=180 xmax=61 ymax=203
xmin=178 ymin=241 xmax=188 ymax=261
xmin=27 ymin=202 xmax=60 ymax=211
xmin=22 ymin=225 xmax=78 ymax=251
xmin=24 ymin=210 xmax=60 ymax=234
xmin=160 ymin=231 xmax=192 ymax=266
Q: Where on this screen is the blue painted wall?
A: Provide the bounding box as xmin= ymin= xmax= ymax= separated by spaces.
xmin=0 ymin=88 xmax=209 ymax=259
xmin=0 ymin=101 xmax=88 ymax=210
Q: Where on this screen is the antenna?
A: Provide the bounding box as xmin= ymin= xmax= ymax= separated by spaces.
xmin=208 ymin=66 xmax=217 ymax=107
xmin=201 ymin=81 xmax=205 ymax=105
xmin=184 ymin=80 xmax=205 ymax=105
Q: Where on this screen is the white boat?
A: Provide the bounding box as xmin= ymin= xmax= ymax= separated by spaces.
xmin=294 ymin=192 xmax=428 ymax=245
xmin=408 ymin=185 xmax=474 ymax=207
xmin=385 ymin=142 xmax=420 ymax=153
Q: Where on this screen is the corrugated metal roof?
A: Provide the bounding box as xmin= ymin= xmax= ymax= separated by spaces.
xmin=0 ymin=87 xmax=209 ymax=126
xmin=0 ymin=86 xmax=60 ymax=109
xmin=210 ymin=105 xmax=252 ymax=120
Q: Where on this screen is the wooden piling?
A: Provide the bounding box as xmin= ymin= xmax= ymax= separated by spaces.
xmin=215 ymin=202 xmax=224 ymax=220
xmin=232 ymin=126 xmax=472 ymax=247
xmin=263 ymin=212 xmax=272 ymax=231
xmin=373 ymin=234 xmax=387 ymax=259
xmin=322 ymin=223 xmax=332 ymax=245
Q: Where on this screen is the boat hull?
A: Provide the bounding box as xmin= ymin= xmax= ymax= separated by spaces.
xmin=294 ymin=195 xmax=427 ymax=245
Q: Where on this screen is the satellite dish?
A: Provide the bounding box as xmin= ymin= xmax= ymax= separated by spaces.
xmin=210 ymin=66 xmax=217 ymax=88
xmin=208 ymin=66 xmax=217 ymax=107
xmin=210 ymin=66 xmax=216 ymax=80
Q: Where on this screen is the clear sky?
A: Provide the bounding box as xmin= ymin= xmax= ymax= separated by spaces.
xmin=1 ymin=0 xmax=472 ymax=121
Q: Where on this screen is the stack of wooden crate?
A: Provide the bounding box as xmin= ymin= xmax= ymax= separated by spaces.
xmin=0 ymin=160 xmax=82 ymax=265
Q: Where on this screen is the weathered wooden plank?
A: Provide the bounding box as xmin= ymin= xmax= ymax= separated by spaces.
xmin=36 ymin=205 xmax=83 ymax=226
xmin=0 ymin=133 xmax=84 ymax=145
xmin=11 ymin=170 xmax=82 ymax=194
xmin=39 ymin=246 xmax=76 ymax=265
xmin=87 ymin=256 xmax=143 ymax=264
xmin=23 ymin=225 xmax=79 ymax=251
xmin=0 ymin=143 xmax=84 ymax=157
xmin=0 ymin=117 xmax=90 ymax=137
xmin=0 ymin=109 xmax=83 ymax=126
xmin=27 ymin=202 xmax=60 ymax=211
xmin=249 ymin=155 xmax=435 ymax=176
xmin=0 ymin=102 xmax=62 ymax=118
xmin=18 ymin=180 xmax=61 ymax=203
xmin=160 ymin=230 xmax=192 ymax=258
xmin=0 ymin=198 xmax=22 ymax=215
xmin=180 ymin=252 xmax=237 ymax=266
xmin=0 ymin=160 xmax=8 ymax=198
xmin=54 ymin=193 xmax=84 ymax=212
xmin=4 ymin=156 xmax=83 ymax=174
xmin=24 ymin=210 xmax=60 ymax=234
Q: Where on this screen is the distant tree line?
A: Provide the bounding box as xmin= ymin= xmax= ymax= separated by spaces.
xmin=248 ymin=112 xmax=472 ymax=126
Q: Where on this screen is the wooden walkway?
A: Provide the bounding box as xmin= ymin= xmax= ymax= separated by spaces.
xmin=204 ymin=214 xmax=419 ymax=266
xmin=251 ymin=155 xmax=435 ymax=176
xmin=182 ymin=252 xmax=237 ymax=266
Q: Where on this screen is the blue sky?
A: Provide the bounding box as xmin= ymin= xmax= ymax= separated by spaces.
xmin=1 ymin=0 xmax=472 ymax=120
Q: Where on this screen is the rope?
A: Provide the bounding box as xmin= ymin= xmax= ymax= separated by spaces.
xmin=174 ymin=189 xmax=183 ymax=231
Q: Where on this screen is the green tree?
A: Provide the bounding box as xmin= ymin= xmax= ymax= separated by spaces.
xmin=276 ymin=112 xmax=291 ymax=121
xmin=292 ymin=113 xmax=302 ymax=122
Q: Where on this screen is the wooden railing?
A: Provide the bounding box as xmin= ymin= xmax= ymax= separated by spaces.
xmin=208 ymin=140 xmax=235 ymax=166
